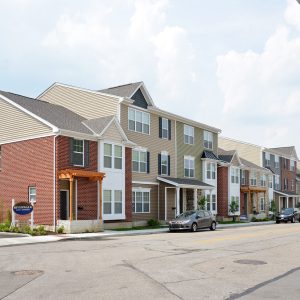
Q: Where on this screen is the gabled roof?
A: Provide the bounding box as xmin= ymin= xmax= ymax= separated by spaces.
xmin=157 ymin=176 xmax=214 ymax=190
xmin=0 ymin=90 xmax=92 ymax=135
xmin=267 ymin=146 xmax=299 ymax=160
xmin=218 ymin=148 xmax=235 ymax=163
xmin=201 ymin=150 xmax=219 ymax=161
xmin=240 ymin=157 xmax=271 ymax=173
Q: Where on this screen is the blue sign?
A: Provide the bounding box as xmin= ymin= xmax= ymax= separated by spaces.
xmin=13 ymin=202 xmax=33 ymax=215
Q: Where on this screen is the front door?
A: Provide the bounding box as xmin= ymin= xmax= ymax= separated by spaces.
xmin=60 ymin=190 xmax=69 ymax=220
xmin=243 ymin=193 xmax=248 ymax=216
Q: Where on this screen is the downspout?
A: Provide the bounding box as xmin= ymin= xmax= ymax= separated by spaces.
xmin=53 ymin=134 xmax=58 ymax=232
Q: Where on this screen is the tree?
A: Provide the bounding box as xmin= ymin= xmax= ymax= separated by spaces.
xmin=269 ymin=200 xmax=277 ymax=220
xmin=229 ymin=200 xmax=239 ymax=222
xmin=198 ymin=196 xmax=207 ymax=210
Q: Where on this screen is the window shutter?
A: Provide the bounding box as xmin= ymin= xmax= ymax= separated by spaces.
xmin=159 ymin=117 xmax=162 ymax=138
xmin=147 ymin=152 xmax=150 ymax=173
xmin=168 ymin=155 xmax=171 ymax=176
xmin=168 ymin=119 xmax=171 ymax=140
xmin=158 ymin=154 xmax=161 ymax=175
xmin=84 ymin=141 xmax=90 ymax=167
xmin=70 ymin=138 xmax=74 ymax=165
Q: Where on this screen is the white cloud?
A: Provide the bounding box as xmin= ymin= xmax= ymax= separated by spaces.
xmin=216 ymin=0 xmax=300 ymax=149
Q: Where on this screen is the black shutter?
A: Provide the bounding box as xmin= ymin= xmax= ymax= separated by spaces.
xmin=158 ymin=154 xmax=161 ymax=175
xmin=168 ymin=155 xmax=171 ymax=176
xmin=84 ymin=141 xmax=90 ymax=167
xmin=147 ymin=152 xmax=150 ymax=173
xmin=70 ymin=138 xmax=74 ymax=165
xmin=159 ymin=117 xmax=162 ymax=138
xmin=168 ymin=119 xmax=171 ymax=140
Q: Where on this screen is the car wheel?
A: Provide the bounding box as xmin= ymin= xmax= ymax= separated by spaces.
xmin=210 ymin=222 xmax=216 ymax=231
xmin=276 ymin=220 xmax=280 ymax=224
xmin=191 ymin=223 xmax=197 ymax=232
xmin=292 ymin=217 xmax=295 ymax=223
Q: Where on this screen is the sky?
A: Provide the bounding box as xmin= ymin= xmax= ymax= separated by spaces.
xmin=1 ymin=0 xmax=300 ymax=153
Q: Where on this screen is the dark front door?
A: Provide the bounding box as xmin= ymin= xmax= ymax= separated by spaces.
xmin=60 ymin=191 xmax=69 ymax=220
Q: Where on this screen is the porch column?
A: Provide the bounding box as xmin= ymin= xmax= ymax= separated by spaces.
xmin=193 ymin=189 xmax=197 ymax=210
xmin=69 ymin=177 xmax=74 ymax=222
xmin=286 ymin=197 xmax=289 ymax=208
xmin=165 ymin=187 xmax=167 ymax=221
xmin=99 ymin=179 xmax=103 ymax=220
xmin=176 ymin=187 xmax=180 ymax=216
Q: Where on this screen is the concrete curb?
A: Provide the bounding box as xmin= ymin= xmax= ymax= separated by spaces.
xmin=0 ymin=221 xmax=277 ymax=247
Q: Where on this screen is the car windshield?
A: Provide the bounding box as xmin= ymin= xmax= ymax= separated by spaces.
xmin=281 ymin=208 xmax=293 ymax=215
xmin=176 ymin=211 xmax=195 ymax=218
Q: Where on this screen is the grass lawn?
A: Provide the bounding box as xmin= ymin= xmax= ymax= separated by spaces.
xmin=218 ymin=221 xmax=246 ymax=224
xmin=111 ymin=225 xmax=167 ymax=231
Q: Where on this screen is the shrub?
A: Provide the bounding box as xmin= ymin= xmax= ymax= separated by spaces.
xmin=198 ymin=196 xmax=207 ymax=210
xmin=57 ymin=226 xmax=65 ymax=234
xmin=5 ymin=209 xmax=12 ymax=225
xmin=251 ymin=217 xmax=257 ymax=222
xmin=147 ymin=219 xmax=160 ymax=227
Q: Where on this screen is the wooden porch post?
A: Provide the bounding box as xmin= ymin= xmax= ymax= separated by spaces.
xmin=69 ymin=177 xmax=74 ymax=222
xmin=99 ymin=179 xmax=103 ymax=220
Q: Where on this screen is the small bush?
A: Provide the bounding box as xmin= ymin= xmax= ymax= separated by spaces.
xmin=5 ymin=209 xmax=12 ymax=225
xmin=147 ymin=219 xmax=160 ymax=227
xmin=251 ymin=217 xmax=257 ymax=222
xmin=57 ymin=226 xmax=64 ymax=234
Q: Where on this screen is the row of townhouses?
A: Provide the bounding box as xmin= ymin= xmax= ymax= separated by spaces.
xmin=0 ymin=82 xmax=299 ymax=232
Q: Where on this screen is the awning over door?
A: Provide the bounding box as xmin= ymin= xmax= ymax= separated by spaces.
xmin=157 ymin=176 xmax=214 ymax=190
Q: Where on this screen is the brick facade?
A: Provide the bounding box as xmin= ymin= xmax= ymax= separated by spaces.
xmin=217 ymin=166 xmax=228 ymax=217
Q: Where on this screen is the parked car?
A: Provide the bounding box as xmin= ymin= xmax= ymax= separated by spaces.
xmin=275 ymin=208 xmax=300 ymax=223
xmin=169 ymin=210 xmax=216 ymax=232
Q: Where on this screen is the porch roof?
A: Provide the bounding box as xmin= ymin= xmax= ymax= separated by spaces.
xmin=59 ymin=169 xmax=105 ymax=181
xmin=157 ymin=176 xmax=214 ymax=190
xmin=240 ymin=186 xmax=267 ymax=193
xmin=274 ymin=190 xmax=300 ymax=197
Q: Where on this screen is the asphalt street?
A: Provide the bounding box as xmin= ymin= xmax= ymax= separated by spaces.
xmin=0 ymin=223 xmax=299 ymax=300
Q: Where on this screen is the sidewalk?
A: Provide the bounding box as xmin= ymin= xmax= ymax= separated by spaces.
xmin=0 ymin=221 xmax=275 ymax=247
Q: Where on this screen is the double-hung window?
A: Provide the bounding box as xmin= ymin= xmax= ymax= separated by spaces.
xmin=103 ymin=190 xmax=123 ymax=215
xmin=269 ymin=176 xmax=273 ymax=188
xmin=204 ymin=131 xmax=213 ymax=149
xmin=265 ymin=152 xmax=270 ymax=167
xmin=250 ymin=172 xmax=257 ymax=186
xmin=290 ymin=160 xmax=295 ymax=171
xmin=160 ymin=152 xmax=169 ymax=176
xmin=29 ymin=187 xmax=36 ymax=203
xmin=132 ymin=189 xmax=150 ymax=213
xmin=231 ymin=168 xmax=239 ymax=184
xmin=132 ymin=149 xmax=148 ymax=173
xmin=284 ymin=178 xmax=288 ymax=190
xmin=128 ymin=108 xmax=150 ymax=134
xmin=275 ymin=175 xmax=280 ymax=190
xmin=104 ymin=144 xmax=122 ymax=170
xmin=291 ymin=180 xmax=295 ymax=191
xmin=275 ymin=155 xmax=279 ymax=168
xmin=207 ymin=163 xmax=216 ymax=180
xmin=184 ymin=156 xmax=195 ymax=178
xmin=184 ymin=125 xmax=194 ymax=145
xmin=72 ymin=139 xmax=84 ymax=166
xmin=241 ymin=170 xmax=246 ymax=185
xmin=260 ymin=174 xmax=266 ymax=187
xmin=162 ymin=118 xmax=169 ymax=139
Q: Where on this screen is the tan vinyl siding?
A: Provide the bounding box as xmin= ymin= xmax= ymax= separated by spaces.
xmin=120 ymin=103 xmax=176 ymax=182
xmin=0 ymin=99 xmax=52 ymax=143
xmin=40 ymin=85 xmax=119 ymax=120
xmin=231 ymin=155 xmax=240 ymax=167
xmin=102 ymin=123 xmax=123 ymax=143
xmin=176 ymin=122 xmax=218 ymax=180
xmin=219 ymin=137 xmax=261 ymax=166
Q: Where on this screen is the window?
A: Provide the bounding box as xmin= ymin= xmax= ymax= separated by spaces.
xmin=72 ymin=139 xmax=84 ymax=166
xmin=275 ymin=155 xmax=279 ymax=168
xmin=230 ymin=196 xmax=239 ymax=211
xmin=132 ymin=150 xmax=148 ymax=173
xmin=260 ymin=197 xmax=265 ymax=211
xmin=290 ymin=160 xmax=296 ymax=171
xmin=265 ymin=152 xmax=270 ymax=167
xmin=260 ymin=174 xmax=266 ymax=187
xmin=212 ymin=194 xmax=216 ymax=211
xmin=269 ymin=176 xmax=273 ymax=188
xmin=241 ymin=170 xmax=246 ymax=185
xmin=231 ymin=168 xmax=239 ymax=184
xmin=128 ymin=107 xmax=150 ymax=134
xmin=275 ymin=175 xmax=280 ymax=190
xmin=104 ymin=144 xmax=122 ymax=170
xmin=291 ymin=180 xmax=295 ymax=191
xmin=284 ymin=178 xmax=288 ymax=190
xmin=207 ymin=194 xmax=210 ymax=211
xmin=158 ymin=152 xmax=170 ymax=176
xmin=207 ymin=163 xmax=216 ymax=180
xmin=204 ymin=131 xmax=213 ymax=149
xmin=104 ymin=190 xmax=123 ymax=215
xmin=184 ymin=156 xmax=195 ymax=178
xmin=28 ymin=187 xmax=36 ymax=203
xmin=250 ymin=172 xmax=257 ymax=186
xmin=132 ymin=190 xmax=150 ymax=213
xmin=184 ymin=125 xmax=194 ymax=145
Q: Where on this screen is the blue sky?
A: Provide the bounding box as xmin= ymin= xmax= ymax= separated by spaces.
xmin=1 ymin=0 xmax=300 ymax=154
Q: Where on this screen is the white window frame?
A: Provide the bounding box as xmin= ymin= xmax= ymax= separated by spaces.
xmin=265 ymin=152 xmax=270 ymax=167
xmin=132 ymin=149 xmax=147 ymax=173
xmin=128 ymin=107 xmax=150 ymax=135
xmin=73 ymin=139 xmax=84 ymax=167
xmin=275 ymin=155 xmax=279 ymax=168
xmin=162 ymin=118 xmax=169 ymax=139
xmin=291 ymin=179 xmax=295 ymax=191
xmin=161 ymin=151 xmax=169 ymax=176
xmin=241 ymin=170 xmax=246 ymax=185
xmin=103 ymin=143 xmax=123 ymax=170
xmin=250 ymin=171 xmax=257 ymax=186
xmin=132 ymin=188 xmax=151 ymax=213
xmin=269 ymin=176 xmax=273 ymax=188
xmin=184 ymin=156 xmax=195 ymax=178
xmin=290 ymin=160 xmax=295 ymax=171
xmin=29 ymin=186 xmax=36 ymax=203
xmin=231 ymin=167 xmax=239 ymax=184
xmin=206 ymin=162 xmax=216 ymax=180
xmin=284 ymin=178 xmax=288 ymax=190
xmin=260 ymin=174 xmax=266 ymax=187
xmin=103 ymin=189 xmax=124 ymax=217
xmin=275 ymin=175 xmax=280 ymax=190
xmin=184 ymin=125 xmax=194 ymax=145
xmin=204 ymin=131 xmax=213 ymax=150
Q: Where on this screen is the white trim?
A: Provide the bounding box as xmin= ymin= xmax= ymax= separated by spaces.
xmin=0 ymin=94 xmax=59 ymax=133
xmin=0 ymin=133 xmax=56 ymax=145
xmin=59 ymin=129 xmax=97 ymax=141
xmin=132 ymin=188 xmax=151 ymax=214
xmin=53 ymin=135 xmax=57 ymax=229
xmin=132 ymin=181 xmax=159 ymax=185
xmin=129 ymin=82 xmax=155 ymax=107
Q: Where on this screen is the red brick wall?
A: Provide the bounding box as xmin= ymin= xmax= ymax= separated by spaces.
xmin=280 ymin=158 xmax=297 ymax=192
xmin=56 ymin=136 xmax=98 ymax=221
xmin=0 ymin=136 xmax=54 ymax=225
xmin=217 ymin=166 xmax=228 ymax=217
xmin=125 ymin=147 xmax=132 ymax=222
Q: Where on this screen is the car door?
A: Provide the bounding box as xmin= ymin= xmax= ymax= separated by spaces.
xmin=203 ymin=211 xmax=212 ymax=228
xmin=196 ymin=211 xmax=205 ymax=228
